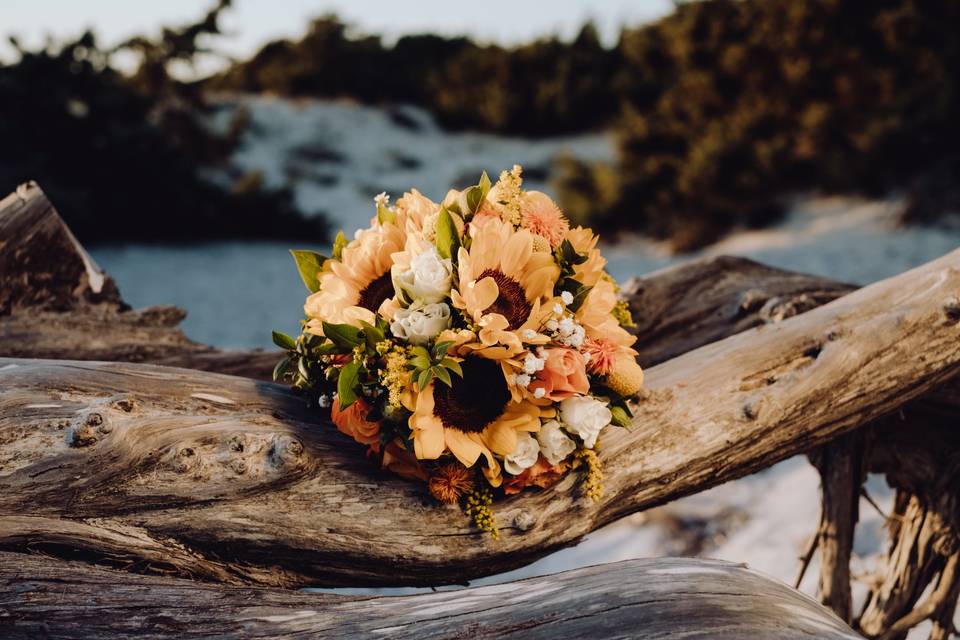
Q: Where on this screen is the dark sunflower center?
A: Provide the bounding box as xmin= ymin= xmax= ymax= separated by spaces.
xmin=357 ymin=271 xmax=395 ymax=312
xmin=479 ymin=268 xmax=531 ymax=331
xmin=433 ymin=356 xmax=510 ymax=433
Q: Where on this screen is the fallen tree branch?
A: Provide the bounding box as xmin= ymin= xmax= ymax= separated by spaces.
xmin=1 ymin=247 xmax=957 ymax=587
xmin=622 ymin=256 xmax=857 ymax=366
xmin=0 ymin=553 xmax=860 ymax=640
xmin=0 ymin=183 xmax=276 ymax=379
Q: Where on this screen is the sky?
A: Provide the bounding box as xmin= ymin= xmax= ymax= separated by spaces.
xmin=2 ymin=0 xmax=673 ymax=74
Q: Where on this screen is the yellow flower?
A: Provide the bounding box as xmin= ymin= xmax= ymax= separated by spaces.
xmin=607 ymin=353 xmax=644 ymax=397
xmin=451 ymin=217 xmax=559 ymax=354
xmin=485 ymin=164 xmax=524 ymax=226
xmin=409 ymin=351 xmax=542 ymax=488
xmin=575 ymin=278 xmax=637 ymax=356
xmin=304 ymin=221 xmax=406 ymax=334
xmin=564 ymin=226 xmax=607 ymax=288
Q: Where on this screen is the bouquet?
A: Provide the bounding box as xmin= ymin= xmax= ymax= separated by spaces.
xmin=273 ymin=166 xmax=643 ymax=537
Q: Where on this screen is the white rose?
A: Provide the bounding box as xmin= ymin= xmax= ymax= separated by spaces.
xmin=504 ymin=433 xmax=541 ymax=475
xmin=536 ymin=420 xmax=576 ymax=465
xmin=560 ymin=396 xmax=612 ymax=449
xmin=394 ymin=245 xmax=452 ymax=303
xmin=390 ymin=302 xmax=451 ymax=345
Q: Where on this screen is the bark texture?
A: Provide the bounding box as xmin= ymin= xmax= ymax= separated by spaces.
xmin=0 ymin=553 xmax=860 ymax=640
xmin=809 ymin=431 xmax=868 ymax=624
xmin=0 ymin=183 xmax=276 ymax=379
xmin=622 ymin=255 xmax=857 ymax=367
xmin=855 ymin=396 xmax=960 ymax=639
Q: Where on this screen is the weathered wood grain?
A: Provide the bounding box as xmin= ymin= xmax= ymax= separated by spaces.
xmin=0 ymin=182 xmax=124 ymax=315
xmin=0 ymin=553 xmax=860 ymax=639
xmin=1 ymin=247 xmax=957 ymax=588
xmin=0 ymin=183 xmax=276 ymax=379
xmin=622 ymin=255 xmax=857 ymax=367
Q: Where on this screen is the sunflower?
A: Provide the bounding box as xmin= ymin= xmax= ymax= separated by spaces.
xmin=408 ymin=351 xmax=543 ymax=487
xmin=451 ymin=218 xmax=559 ymax=353
xmin=304 ymin=221 xmax=406 ymax=334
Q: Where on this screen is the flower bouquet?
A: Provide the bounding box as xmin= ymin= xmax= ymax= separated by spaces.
xmin=273 ymin=166 xmax=642 ymax=537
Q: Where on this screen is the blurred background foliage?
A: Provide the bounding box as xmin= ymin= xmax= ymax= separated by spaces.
xmin=0 ymin=0 xmax=326 ymax=244
xmin=1 ymin=0 xmax=957 ymax=248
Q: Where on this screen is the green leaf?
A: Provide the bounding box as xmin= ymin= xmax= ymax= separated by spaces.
xmin=359 ymin=320 xmax=385 ymax=352
xmin=377 ymin=203 xmax=396 ymax=225
xmin=272 ymin=355 xmax=293 ymax=382
xmin=332 ymin=230 xmax=347 ymax=262
xmin=409 ymin=353 xmax=431 ymax=370
xmin=271 ymin=330 xmax=297 ymax=351
xmin=432 ymin=365 xmax=452 ymax=387
xmin=322 ymin=322 xmax=364 ymax=349
xmin=314 ymin=342 xmax=341 ymax=356
xmin=408 ymin=346 xmax=431 ymax=370
xmin=417 ymin=368 xmax=433 ymax=390
xmin=440 ymin=357 xmax=463 ymax=377
xmin=463 ymin=186 xmax=482 ymax=215
xmin=435 ymin=208 xmax=461 ymax=260
xmin=300 ymin=332 xmax=324 ymax=352
xmin=289 ymin=249 xmax=327 ymax=293
xmin=337 ymin=360 xmax=361 ymax=409
xmin=610 ymin=405 xmax=633 ymax=429
xmin=558 ymin=239 xmax=588 ymax=266
xmin=478 ymin=170 xmax=492 ymax=196
xmin=410 ymin=346 xmax=430 ymax=360
xmin=431 ymin=340 xmax=454 ymax=359
xmin=568 ymin=285 xmax=593 ymax=313
xmin=463 ymin=172 xmax=492 ymax=215
xmin=297 ymin=356 xmax=311 ymax=381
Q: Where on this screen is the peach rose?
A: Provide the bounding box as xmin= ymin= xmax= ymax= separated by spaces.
xmin=331 ymin=397 xmax=381 ymax=445
xmin=529 ymin=348 xmax=589 ymax=401
xmin=504 ymin=457 xmax=570 ymax=495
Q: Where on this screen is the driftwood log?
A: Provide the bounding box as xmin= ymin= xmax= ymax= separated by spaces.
xmin=0 ymin=183 xmax=277 ymax=379
xmin=0 ymin=554 xmax=861 ymax=640
xmin=0 ymin=182 xmax=960 ymax=637
xmin=1 ymin=252 xmax=958 ymax=590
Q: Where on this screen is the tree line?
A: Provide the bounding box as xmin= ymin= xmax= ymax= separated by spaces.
xmin=2 ymin=0 xmax=956 ymax=248
xmin=216 ymin=0 xmax=959 ymax=248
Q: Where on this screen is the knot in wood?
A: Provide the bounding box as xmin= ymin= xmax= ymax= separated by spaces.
xmin=228 ymin=434 xmax=246 ymax=453
xmin=112 ymin=397 xmax=136 ymax=413
xmin=759 ymin=297 xmax=797 ymax=323
xmin=268 ymin=435 xmax=303 ymax=469
xmin=66 ymin=413 xmax=107 ymax=447
xmin=172 ymin=446 xmax=199 ymax=474
xmin=513 ymin=510 xmax=536 ymax=532
xmin=943 ymin=296 xmax=960 ymax=324
xmin=737 ymin=289 xmax=769 ymax=314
